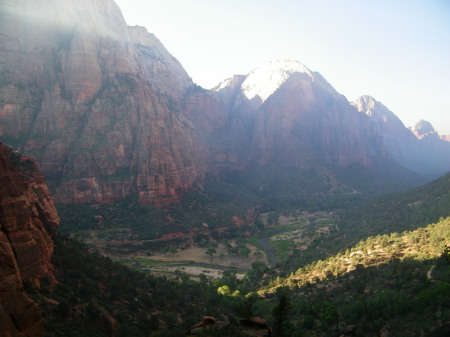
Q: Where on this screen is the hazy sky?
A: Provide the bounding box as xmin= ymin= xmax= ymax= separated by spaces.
xmin=114 ymin=0 xmax=450 ymax=135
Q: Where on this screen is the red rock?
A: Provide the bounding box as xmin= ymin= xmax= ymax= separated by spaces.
xmin=0 ymin=0 xmax=205 ymax=207
xmin=0 ymin=143 xmax=59 ymax=337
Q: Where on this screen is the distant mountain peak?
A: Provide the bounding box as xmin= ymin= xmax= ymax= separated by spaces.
xmin=352 ymin=95 xmax=378 ymax=116
xmin=412 ymin=120 xmax=436 ymax=138
xmin=240 ymin=60 xmax=315 ymax=102
xmin=352 ymin=95 xmax=401 ymax=124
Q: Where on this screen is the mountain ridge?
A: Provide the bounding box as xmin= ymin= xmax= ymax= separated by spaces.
xmin=1 ymin=0 xmax=449 ymax=208
xmin=353 ymin=95 xmax=450 ymax=177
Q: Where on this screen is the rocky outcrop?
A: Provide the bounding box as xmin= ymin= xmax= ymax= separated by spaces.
xmin=239 ymin=317 xmax=272 ymax=337
xmin=0 ymin=142 xmax=59 ymax=337
xmin=353 ymin=96 xmax=450 ymax=177
xmin=187 ymin=316 xmax=272 ymax=336
xmin=0 ymin=0 xmax=204 ymax=206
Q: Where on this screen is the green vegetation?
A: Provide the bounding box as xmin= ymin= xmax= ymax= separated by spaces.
xmin=253 ymin=217 xmax=450 ymax=337
xmin=263 ymin=217 xmax=450 ymax=293
xmin=281 ymin=172 xmax=450 ymax=273
xmin=57 ymin=164 xmax=420 ymax=246
xmin=30 ymin=235 xmax=230 ymax=337
xmin=57 ymin=198 xmax=174 ymax=241
xmin=270 ymin=239 xmax=295 ymax=261
xmin=35 ymin=215 xmax=450 ymax=336
xmin=48 ymin=169 xmax=450 ymax=336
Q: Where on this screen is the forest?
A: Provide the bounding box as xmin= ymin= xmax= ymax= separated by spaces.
xmin=30 ymin=173 xmax=450 ymax=337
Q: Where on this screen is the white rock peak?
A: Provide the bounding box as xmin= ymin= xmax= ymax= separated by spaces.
xmin=241 ymin=60 xmax=315 ymax=102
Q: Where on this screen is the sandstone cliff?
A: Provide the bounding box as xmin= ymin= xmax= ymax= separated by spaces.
xmin=212 ymin=61 xmax=387 ymax=170
xmin=1 ymin=0 xmax=445 ymax=208
xmin=353 ymin=96 xmax=450 ymax=177
xmin=0 ymin=142 xmax=59 ymax=337
xmin=0 ymin=0 xmax=204 ymax=206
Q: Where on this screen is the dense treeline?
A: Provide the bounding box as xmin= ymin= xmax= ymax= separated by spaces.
xmin=32 ymin=215 xmax=449 ymax=336
xmin=254 ymin=217 xmax=450 ymax=336
xmin=44 ymin=173 xmax=450 ymax=336
xmin=57 ymin=167 xmax=398 ymax=243
xmin=30 ymin=235 xmax=231 ymax=337
xmin=339 ymin=172 xmax=450 ymax=236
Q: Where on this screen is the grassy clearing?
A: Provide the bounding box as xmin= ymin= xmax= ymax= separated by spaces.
xmin=247 ymin=212 xmax=336 ymax=264
xmin=270 ymin=239 xmax=295 ymax=261
xmin=106 ymin=242 xmax=265 ymax=279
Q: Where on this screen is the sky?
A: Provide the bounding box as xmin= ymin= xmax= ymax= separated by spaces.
xmin=114 ymin=0 xmax=450 ymax=135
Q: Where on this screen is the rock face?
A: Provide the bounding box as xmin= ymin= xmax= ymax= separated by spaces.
xmin=1 ymin=0 xmax=448 ymax=207
xmin=0 ymin=0 xmax=204 ymax=206
xmin=0 ymin=142 xmax=59 ymax=337
xmin=212 ymin=60 xmax=387 ymax=169
xmin=353 ymin=96 xmax=450 ymax=177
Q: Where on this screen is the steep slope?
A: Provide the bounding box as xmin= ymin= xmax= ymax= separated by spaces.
xmin=340 ymin=170 xmax=450 ymax=237
xmin=211 ymin=60 xmax=421 ymax=195
xmin=282 ymin=171 xmax=450 ymax=275
xmin=258 ymin=217 xmax=450 ymax=336
xmin=0 ymin=0 xmax=204 ymax=206
xmin=353 ymin=96 xmax=450 ymax=177
xmin=213 ymin=60 xmax=387 ymax=168
xmin=0 ymin=143 xmax=59 ymax=337
xmin=251 ymin=69 xmax=382 ymax=168
xmin=1 ymin=0 xmax=442 ymax=209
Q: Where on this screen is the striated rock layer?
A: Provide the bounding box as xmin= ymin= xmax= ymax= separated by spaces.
xmin=0 ymin=0 xmax=204 ymax=206
xmin=0 ymin=142 xmax=59 ymax=337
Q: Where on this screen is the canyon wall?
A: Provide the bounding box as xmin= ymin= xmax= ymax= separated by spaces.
xmin=212 ymin=61 xmax=388 ymax=170
xmin=0 ymin=142 xmax=59 ymax=337
xmin=1 ymin=2 xmax=448 ymax=208
xmin=353 ymin=96 xmax=450 ymax=177
xmin=0 ymin=0 xmax=205 ymax=206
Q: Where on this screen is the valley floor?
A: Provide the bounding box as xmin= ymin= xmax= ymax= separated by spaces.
xmin=75 ymin=211 xmax=338 ymax=280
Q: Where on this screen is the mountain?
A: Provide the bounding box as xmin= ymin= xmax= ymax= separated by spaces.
xmin=1 ymin=1 xmax=450 ymax=336
xmin=0 ymin=0 xmax=447 ymax=209
xmin=208 ymin=60 xmax=427 ymax=197
xmin=0 ymin=142 xmax=59 ymax=337
xmin=213 ymin=60 xmax=385 ymax=168
xmin=0 ymin=0 xmax=204 ymax=207
xmin=353 ymin=96 xmax=450 ymax=177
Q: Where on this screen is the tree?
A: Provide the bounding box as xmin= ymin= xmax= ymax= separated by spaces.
xmin=254 ymin=251 xmax=264 ymax=261
xmin=239 ymin=293 xmax=258 ymax=318
xmin=319 ymin=302 xmax=339 ymax=330
xmin=205 ymin=247 xmax=217 ymax=262
xmin=245 ymin=262 xmax=268 ymax=287
xmin=272 ymin=290 xmax=291 ymax=337
xmin=239 ymin=246 xmax=251 ymax=259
